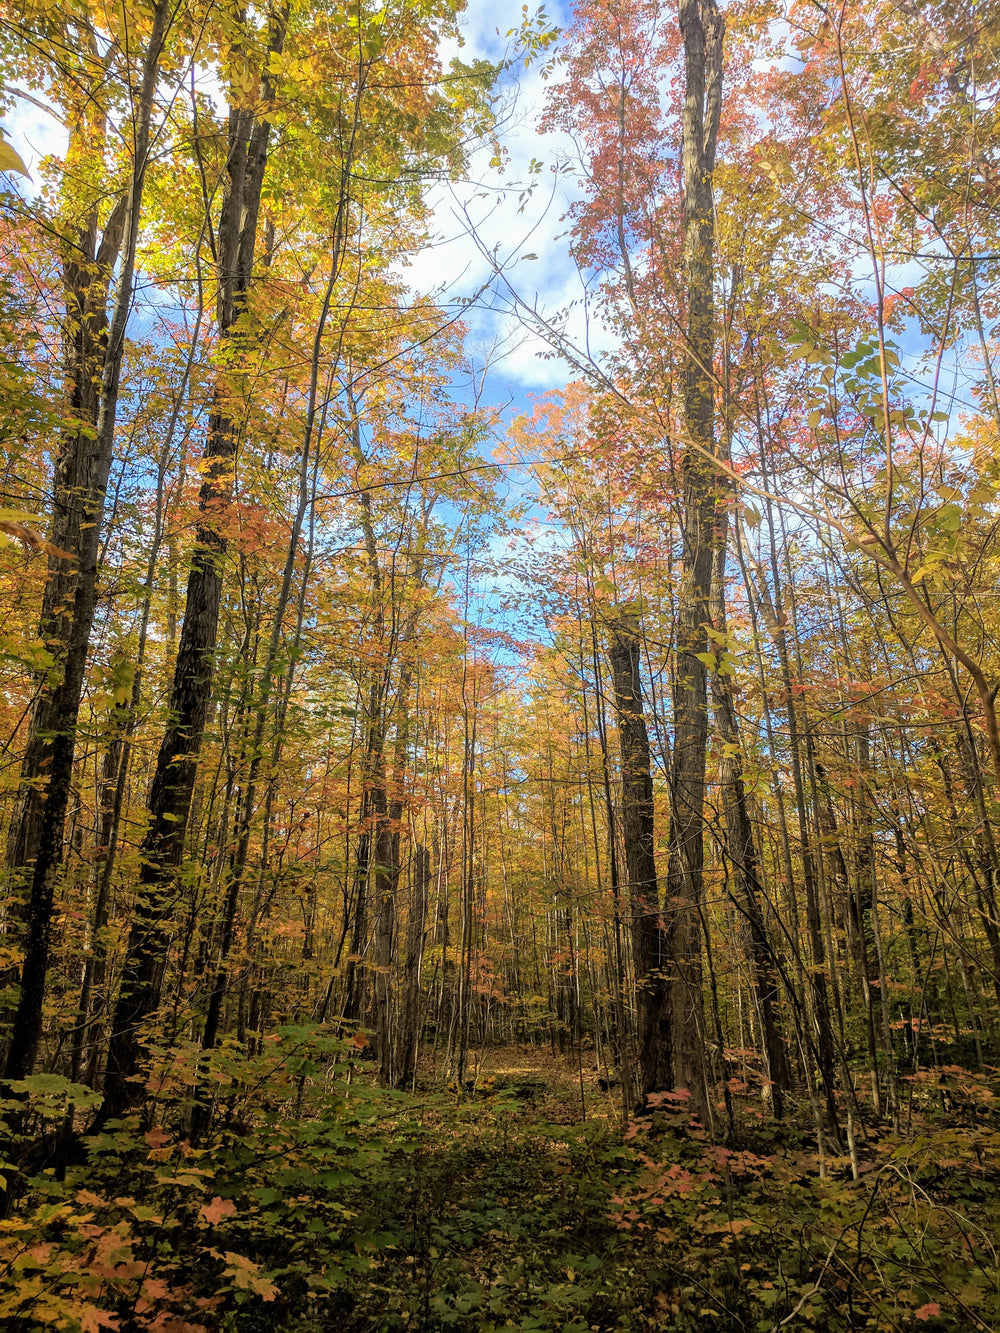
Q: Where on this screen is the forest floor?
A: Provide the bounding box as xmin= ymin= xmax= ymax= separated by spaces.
xmin=2 ymin=1035 xmax=1000 ymax=1331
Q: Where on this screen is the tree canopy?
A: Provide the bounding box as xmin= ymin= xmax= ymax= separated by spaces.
xmin=1 ymin=0 xmax=1000 ymax=1328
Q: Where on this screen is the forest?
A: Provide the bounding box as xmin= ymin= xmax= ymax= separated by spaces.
xmin=0 ymin=0 xmax=998 ymax=1327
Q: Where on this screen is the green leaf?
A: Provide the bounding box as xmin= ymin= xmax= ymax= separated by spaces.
xmin=8 ymin=1073 xmax=103 ymax=1110
xmin=936 ymin=504 xmax=962 ymax=532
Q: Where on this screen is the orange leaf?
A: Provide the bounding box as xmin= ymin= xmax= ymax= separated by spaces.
xmin=0 ymin=519 xmax=74 ymax=560
xmin=78 ymin=1306 xmax=121 ymax=1331
xmin=200 ymin=1196 xmax=237 ymax=1226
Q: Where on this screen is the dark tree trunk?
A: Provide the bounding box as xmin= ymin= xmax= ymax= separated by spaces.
xmin=102 ymin=4 xmax=287 ymax=1119
xmin=395 ymin=842 xmax=430 ymax=1089
xmin=608 ymin=617 xmax=671 ymax=1097
xmin=710 ymin=543 xmax=789 ymax=1116
xmin=3 ymin=1 xmax=170 ymax=1080
xmin=342 ymin=772 xmax=381 ymax=1026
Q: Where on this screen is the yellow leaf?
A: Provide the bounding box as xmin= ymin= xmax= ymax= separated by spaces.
xmin=0 ymin=141 xmax=30 ymax=177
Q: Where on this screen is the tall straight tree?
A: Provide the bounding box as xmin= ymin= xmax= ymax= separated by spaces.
xmin=663 ymin=0 xmax=723 ymax=1113
xmin=709 ymin=536 xmax=789 ymax=1116
xmin=608 ymin=616 xmax=671 ymax=1096
xmin=101 ymin=0 xmax=498 ymax=1114
xmin=3 ymin=0 xmax=175 ymax=1079
xmin=103 ymin=1 xmax=288 ymax=1116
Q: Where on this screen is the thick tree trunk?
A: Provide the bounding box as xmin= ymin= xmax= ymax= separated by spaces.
xmin=342 ymin=771 xmax=380 ymax=1025
xmin=589 ymin=606 xmax=629 ymax=1070
xmin=372 ymin=808 xmax=398 ymax=1083
xmin=374 ymin=635 xmax=421 ymax=1086
xmin=102 ymin=5 xmax=286 ymax=1118
xmin=394 ymin=842 xmax=430 ymax=1089
xmin=662 ymin=0 xmax=724 ymax=1118
xmin=3 ymin=2 xmax=170 ymax=1079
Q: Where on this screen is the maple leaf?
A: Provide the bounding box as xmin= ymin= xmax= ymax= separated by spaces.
xmin=915 ymin=1304 xmax=941 ymax=1322
xmin=222 ymin=1252 xmax=279 ymax=1301
xmin=78 ymin=1306 xmax=121 ymax=1332
xmin=200 ymin=1196 xmax=237 ymax=1226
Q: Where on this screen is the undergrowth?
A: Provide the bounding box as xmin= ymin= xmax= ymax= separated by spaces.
xmin=1 ymin=1029 xmax=998 ymax=1331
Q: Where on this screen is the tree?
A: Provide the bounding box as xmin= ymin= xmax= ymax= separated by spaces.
xmin=661 ymin=0 xmax=724 ymax=1115
xmin=3 ymin=0 xmax=178 ymax=1079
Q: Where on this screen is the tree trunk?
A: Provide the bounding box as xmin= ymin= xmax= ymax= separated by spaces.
xmin=709 ymin=540 xmax=790 ymax=1116
xmin=608 ymin=617 xmax=671 ymax=1097
xmin=4 ymin=2 xmax=170 ymax=1079
xmin=662 ymin=0 xmax=724 ymax=1118
xmin=395 ymin=841 xmax=430 ymax=1089
xmin=102 ymin=4 xmax=287 ymax=1118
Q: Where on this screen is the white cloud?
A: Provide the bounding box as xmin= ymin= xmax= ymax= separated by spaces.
xmin=1 ymin=96 xmax=67 ymax=191
xmin=403 ymin=0 xmax=623 ymax=399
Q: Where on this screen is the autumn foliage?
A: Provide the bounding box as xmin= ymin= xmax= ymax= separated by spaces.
xmin=0 ymin=0 xmax=999 ymax=1327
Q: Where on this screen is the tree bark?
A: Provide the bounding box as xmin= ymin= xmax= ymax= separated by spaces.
xmin=709 ymin=539 xmax=790 ymax=1116
xmin=662 ymin=0 xmax=724 ymax=1118
xmin=4 ymin=2 xmax=171 ymax=1079
xmin=102 ymin=3 xmax=287 ymax=1118
xmin=608 ymin=617 xmax=671 ymax=1097
xmin=394 ymin=841 xmax=430 ymax=1089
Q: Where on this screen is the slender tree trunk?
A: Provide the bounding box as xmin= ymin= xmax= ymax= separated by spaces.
xmin=816 ymin=760 xmax=881 ymax=1114
xmin=608 ymin=617 xmax=671 ymax=1097
xmin=744 ymin=537 xmax=841 ymax=1143
xmin=709 ymin=540 xmax=789 ymax=1115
